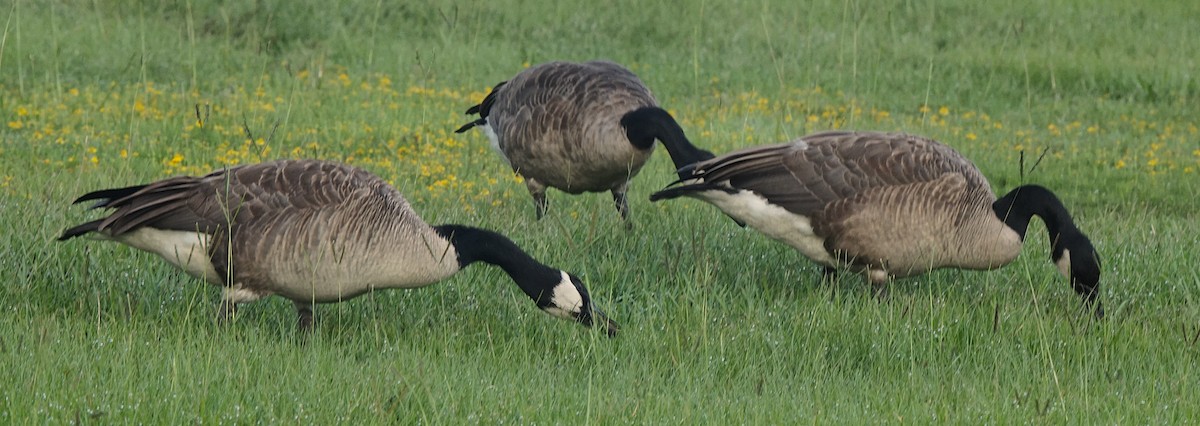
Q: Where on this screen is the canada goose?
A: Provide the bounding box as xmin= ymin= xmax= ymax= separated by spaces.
xmin=455 ymin=60 xmax=713 ymax=223
xmin=650 ymin=130 xmax=1102 ymax=316
xmin=58 ymin=159 xmax=619 ymax=335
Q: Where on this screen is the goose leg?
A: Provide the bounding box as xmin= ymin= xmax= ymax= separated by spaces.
xmin=217 ymin=299 xmax=238 ymax=324
xmin=524 ymin=177 xmax=548 ymax=220
xmin=295 ymin=302 xmax=315 ymax=332
xmin=611 ymin=186 xmax=632 ymax=228
xmin=821 ymin=265 xmax=839 ymax=283
xmin=819 ymin=265 xmax=841 ymax=301
xmin=218 ymin=284 xmax=262 ymax=325
xmin=867 ymin=269 xmax=890 ymax=300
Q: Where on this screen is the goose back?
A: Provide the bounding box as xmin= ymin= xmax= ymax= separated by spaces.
xmin=76 ymin=160 xmax=459 ymax=302
xmin=485 ymin=61 xmax=659 ymax=193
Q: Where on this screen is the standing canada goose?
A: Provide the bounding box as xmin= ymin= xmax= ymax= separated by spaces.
xmin=650 ymin=130 xmax=1102 ymax=317
xmin=58 ymin=159 xmax=618 ymax=335
xmin=455 ymin=60 xmax=713 ymax=224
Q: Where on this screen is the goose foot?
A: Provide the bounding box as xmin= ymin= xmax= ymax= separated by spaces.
xmin=295 ymin=303 xmax=315 ymax=332
xmin=868 ymin=269 xmax=890 ymax=301
xmin=821 ymin=265 xmax=839 ymax=283
xmin=216 ymin=299 xmax=238 ymax=324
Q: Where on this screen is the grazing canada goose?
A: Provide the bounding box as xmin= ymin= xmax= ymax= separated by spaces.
xmin=58 ymin=159 xmax=618 ymax=335
xmin=650 ymin=130 xmax=1103 ymax=316
xmin=455 ymin=60 xmax=713 ymax=223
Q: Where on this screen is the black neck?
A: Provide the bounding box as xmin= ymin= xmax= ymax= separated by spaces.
xmin=992 ymin=185 xmax=1079 ymax=255
xmin=432 ymin=224 xmax=560 ymax=306
xmin=993 ymin=185 xmax=1102 ymax=316
xmin=621 ymin=106 xmax=715 ymax=179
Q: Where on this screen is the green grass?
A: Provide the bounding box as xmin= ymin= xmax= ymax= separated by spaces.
xmin=2 ymin=0 xmax=1199 ymax=422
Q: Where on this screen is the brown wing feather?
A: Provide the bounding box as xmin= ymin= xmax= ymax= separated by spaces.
xmin=81 ymin=160 xmax=393 ymax=238
xmin=688 ymin=131 xmax=989 ymax=217
xmin=91 ymin=176 xmax=220 ymax=235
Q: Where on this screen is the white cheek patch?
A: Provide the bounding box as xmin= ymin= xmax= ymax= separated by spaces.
xmin=695 ymin=188 xmax=836 ymax=265
xmin=541 ymin=271 xmax=584 ymax=320
xmin=1055 ymin=248 xmax=1072 ymax=279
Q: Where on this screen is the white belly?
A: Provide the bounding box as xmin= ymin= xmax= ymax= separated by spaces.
xmin=693 ymin=189 xmax=836 ymax=265
xmin=481 ymin=123 xmax=511 ymax=167
xmin=263 ymin=234 xmax=462 ymax=303
xmin=115 ymin=228 xmax=222 ymax=284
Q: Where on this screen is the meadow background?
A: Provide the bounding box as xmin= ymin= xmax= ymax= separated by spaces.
xmin=2 ymin=0 xmax=1199 ymax=422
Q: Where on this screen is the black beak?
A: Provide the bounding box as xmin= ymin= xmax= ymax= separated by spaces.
xmin=581 ymin=304 xmax=619 ymax=338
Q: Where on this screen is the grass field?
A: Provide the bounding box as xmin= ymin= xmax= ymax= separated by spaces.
xmin=2 ymin=0 xmax=1199 ymax=422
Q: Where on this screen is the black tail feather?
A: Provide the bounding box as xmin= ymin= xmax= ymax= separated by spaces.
xmin=620 ymin=107 xmax=714 ymax=179
xmin=59 ymin=184 xmax=147 ymax=240
xmin=454 ymin=118 xmax=487 ymax=134
xmin=72 ymin=184 xmax=149 ymax=209
xmin=457 ymin=81 xmax=507 ymax=134
xmin=650 ymin=181 xmax=746 ymax=227
xmin=58 ymin=219 xmax=104 ymax=241
xmin=673 ymin=163 xmax=701 ymax=180
xmin=463 ymin=81 xmax=507 ymax=116
xmin=648 ymin=181 xmax=726 ymax=202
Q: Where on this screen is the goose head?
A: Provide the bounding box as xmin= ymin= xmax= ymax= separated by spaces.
xmin=1053 ymin=229 xmax=1103 ymax=318
xmin=539 ymin=271 xmax=619 ymax=337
